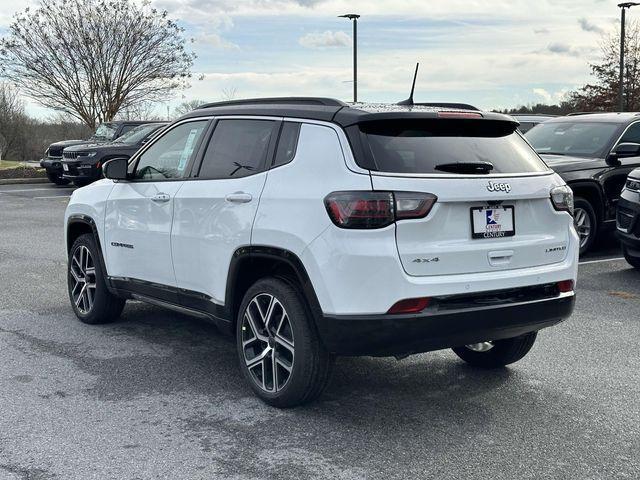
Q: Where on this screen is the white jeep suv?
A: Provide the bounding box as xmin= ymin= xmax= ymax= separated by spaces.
xmin=64 ymin=98 xmax=578 ymax=407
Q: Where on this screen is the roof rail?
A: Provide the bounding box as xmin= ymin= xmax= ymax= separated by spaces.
xmin=567 ymin=111 xmax=608 ymax=116
xmin=414 ymin=102 xmax=480 ymax=111
xmin=197 ymin=97 xmax=347 ymax=109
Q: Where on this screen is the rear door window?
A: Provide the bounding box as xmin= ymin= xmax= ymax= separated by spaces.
xmin=198 ymin=119 xmax=277 ymax=179
xmin=360 ymin=120 xmax=549 ymax=174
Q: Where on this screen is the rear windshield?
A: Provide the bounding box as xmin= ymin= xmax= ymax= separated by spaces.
xmin=360 ymin=120 xmax=549 ymax=174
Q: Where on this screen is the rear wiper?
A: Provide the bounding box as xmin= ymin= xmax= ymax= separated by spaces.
xmin=434 ymin=162 xmax=494 ymax=174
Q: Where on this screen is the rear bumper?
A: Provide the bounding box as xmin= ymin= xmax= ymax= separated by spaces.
xmin=318 ymin=291 xmax=575 ymax=356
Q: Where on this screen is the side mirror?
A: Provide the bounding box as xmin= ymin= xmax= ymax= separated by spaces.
xmin=102 ymin=157 xmax=129 ymax=180
xmin=608 ymin=142 xmax=640 ymax=165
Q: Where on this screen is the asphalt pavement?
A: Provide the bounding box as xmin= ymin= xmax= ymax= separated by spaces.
xmin=0 ymin=183 xmax=638 ymax=480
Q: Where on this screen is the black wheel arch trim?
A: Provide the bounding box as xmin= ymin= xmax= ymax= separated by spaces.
xmin=226 ymin=246 xmax=325 ymax=337
xmin=566 ymin=180 xmax=605 ymax=221
xmin=66 ymin=214 xmax=115 ymax=294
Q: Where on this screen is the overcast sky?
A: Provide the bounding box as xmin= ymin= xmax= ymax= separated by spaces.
xmin=0 ymin=0 xmax=631 ymax=119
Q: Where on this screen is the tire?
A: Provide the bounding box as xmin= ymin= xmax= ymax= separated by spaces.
xmin=46 ymin=171 xmax=70 ymax=186
xmin=452 ymin=332 xmax=537 ymax=368
xmin=622 ymin=246 xmax=640 ymax=269
xmin=236 ymin=277 xmax=333 ymax=408
xmin=68 ymin=233 xmax=125 ymax=324
xmin=573 ymin=197 xmax=597 ymax=256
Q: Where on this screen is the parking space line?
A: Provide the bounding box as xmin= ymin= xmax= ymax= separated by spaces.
xmin=579 ymin=257 xmax=625 ymax=265
xmin=33 ymin=196 xmax=71 ymax=199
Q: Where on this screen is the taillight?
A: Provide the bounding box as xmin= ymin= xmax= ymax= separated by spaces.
xmin=550 ymin=185 xmax=574 ymax=215
xmin=324 ymin=191 xmax=437 ymax=229
xmin=387 ymin=297 xmax=431 ymax=314
xmin=557 ymin=280 xmax=574 ymax=293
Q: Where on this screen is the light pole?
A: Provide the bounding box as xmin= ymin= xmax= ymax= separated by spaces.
xmin=339 ymin=13 xmax=360 ymax=102
xmin=618 ymin=3 xmax=640 ymax=111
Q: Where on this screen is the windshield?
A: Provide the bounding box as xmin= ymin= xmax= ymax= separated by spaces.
xmin=361 ymin=120 xmax=549 ymax=174
xmin=93 ymin=123 xmax=118 ymax=140
xmin=526 ymin=122 xmax=620 ymax=158
xmin=113 ymin=124 xmax=163 ymax=144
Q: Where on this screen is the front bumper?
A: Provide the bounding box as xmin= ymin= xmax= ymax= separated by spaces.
xmin=319 ymin=287 xmax=575 ymax=356
xmin=61 ymin=161 xmax=100 ymax=181
xmin=616 ymin=188 xmax=640 ymax=251
xmin=40 ymin=157 xmax=64 ymax=174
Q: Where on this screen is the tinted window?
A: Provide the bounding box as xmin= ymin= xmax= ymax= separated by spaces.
xmin=119 ymin=124 xmax=138 ymax=137
xmin=94 ymin=123 xmax=118 ymax=140
xmin=113 ymin=124 xmax=164 ymax=145
xmin=526 ymin=122 xmax=619 ymax=158
xmin=133 ymin=121 xmax=207 ymax=180
xmin=517 ymin=122 xmax=536 ymax=133
xmin=273 ymin=122 xmax=301 ymax=167
xmin=199 ymin=119 xmax=275 ymax=179
xmin=619 ymin=122 xmax=640 ymax=144
xmin=362 ymin=120 xmax=548 ymax=174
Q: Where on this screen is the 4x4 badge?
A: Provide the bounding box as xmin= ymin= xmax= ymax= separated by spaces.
xmin=486 ymin=181 xmax=511 ymax=193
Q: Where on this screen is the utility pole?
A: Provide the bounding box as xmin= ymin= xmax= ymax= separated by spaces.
xmin=618 ymin=3 xmax=640 ymax=111
xmin=339 ymin=14 xmax=360 ymax=103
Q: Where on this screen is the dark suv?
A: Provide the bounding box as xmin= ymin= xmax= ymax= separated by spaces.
xmin=526 ymin=113 xmax=640 ymax=254
xmin=617 ymin=168 xmax=640 ymax=268
xmin=41 ymin=121 xmax=154 ymax=185
xmin=61 ymin=123 xmax=166 ymax=187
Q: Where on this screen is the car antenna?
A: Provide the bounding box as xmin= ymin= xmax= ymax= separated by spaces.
xmin=398 ymin=63 xmax=419 ymax=106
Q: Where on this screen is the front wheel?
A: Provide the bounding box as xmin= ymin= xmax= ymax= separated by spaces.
xmin=46 ymin=171 xmax=70 ymax=186
xmin=573 ymin=197 xmax=597 ymax=255
xmin=622 ymin=246 xmax=640 ymax=269
xmin=452 ymin=332 xmax=537 ymax=368
xmin=236 ymin=278 xmax=333 ymax=408
xmin=68 ymin=233 xmax=125 ymax=324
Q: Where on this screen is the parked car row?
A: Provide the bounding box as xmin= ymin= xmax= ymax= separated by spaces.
xmin=40 ymin=121 xmax=166 ymax=186
xmin=524 ymin=112 xmax=640 ymax=260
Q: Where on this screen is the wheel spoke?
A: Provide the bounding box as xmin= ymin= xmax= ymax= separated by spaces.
xmin=241 ymin=292 xmax=295 ymax=394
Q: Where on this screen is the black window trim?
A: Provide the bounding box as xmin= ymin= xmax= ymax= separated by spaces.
xmin=612 ymin=120 xmax=640 ymax=153
xmin=126 ymin=117 xmax=213 ymax=183
xmin=192 ymin=116 xmax=282 ymax=180
xmin=271 ymin=121 xmax=302 ymax=169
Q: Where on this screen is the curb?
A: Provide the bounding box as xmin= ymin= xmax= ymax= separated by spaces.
xmin=0 ymin=177 xmax=50 ymax=185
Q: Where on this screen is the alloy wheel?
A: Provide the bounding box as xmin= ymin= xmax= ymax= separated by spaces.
xmin=466 ymin=341 xmax=495 ymax=352
xmin=573 ymin=207 xmax=592 ymax=249
xmin=70 ymin=245 xmax=97 ymax=314
xmin=241 ymin=293 xmax=295 ymax=393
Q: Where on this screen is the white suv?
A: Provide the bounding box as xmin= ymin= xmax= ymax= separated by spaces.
xmin=64 ymin=98 xmax=578 ymax=407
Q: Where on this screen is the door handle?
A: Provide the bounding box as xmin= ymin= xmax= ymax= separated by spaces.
xmin=151 ymin=193 xmax=171 ymax=203
xmin=225 ymin=192 xmax=253 ymax=204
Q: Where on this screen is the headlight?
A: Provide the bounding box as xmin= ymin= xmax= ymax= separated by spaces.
xmin=550 ymin=185 xmax=574 ymax=214
xmin=83 ymin=152 xmax=97 ymax=158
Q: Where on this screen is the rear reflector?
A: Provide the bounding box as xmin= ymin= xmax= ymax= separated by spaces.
xmin=387 ymin=297 xmax=431 ymax=314
xmin=437 ymin=111 xmax=483 ymax=119
xmin=557 ymin=280 xmax=574 ymax=293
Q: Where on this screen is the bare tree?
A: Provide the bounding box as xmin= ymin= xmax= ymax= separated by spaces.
xmin=0 ymin=0 xmax=195 ymax=129
xmin=0 ymin=82 xmax=26 ymax=160
xmin=221 ymin=87 xmax=239 ymax=101
xmin=173 ymin=99 xmax=207 ymax=117
xmin=570 ymin=21 xmax=640 ymax=111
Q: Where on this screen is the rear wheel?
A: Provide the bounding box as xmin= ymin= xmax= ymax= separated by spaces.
xmin=452 ymin=332 xmax=537 ymax=368
xmin=236 ymin=277 xmax=333 ymax=408
xmin=573 ymin=197 xmax=597 ymax=255
xmin=68 ymin=233 xmax=125 ymax=324
xmin=46 ymin=171 xmax=70 ymax=186
xmin=622 ymin=246 xmax=640 ymax=269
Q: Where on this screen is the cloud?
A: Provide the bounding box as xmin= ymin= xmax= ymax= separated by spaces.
xmin=196 ymin=33 xmax=240 ymax=50
xmin=298 ymin=30 xmax=350 ymax=48
xmin=578 ymin=17 xmax=604 ymax=34
xmin=532 ymin=87 xmax=569 ymax=104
